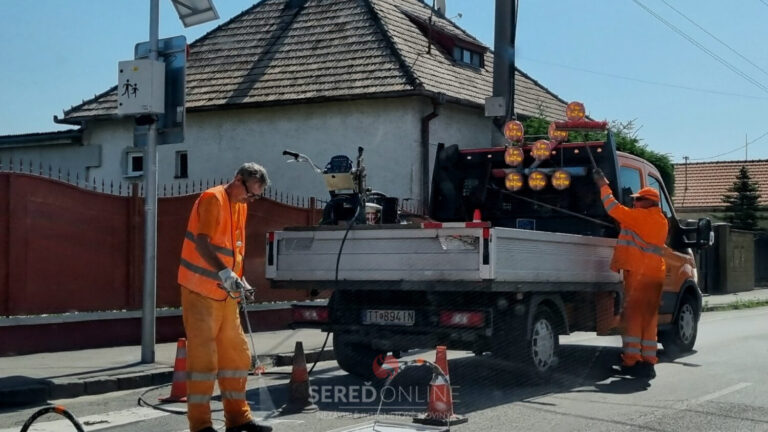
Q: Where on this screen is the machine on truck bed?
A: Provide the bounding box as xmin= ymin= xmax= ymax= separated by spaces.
xmin=266 ymin=106 xmax=713 ymax=379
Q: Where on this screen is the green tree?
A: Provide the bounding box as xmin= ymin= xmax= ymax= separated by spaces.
xmin=520 ymin=116 xmax=675 ymax=194
xmin=721 ymin=166 xmax=762 ymax=231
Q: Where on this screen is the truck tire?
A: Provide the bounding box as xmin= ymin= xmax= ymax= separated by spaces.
xmin=524 ymin=307 xmax=560 ymax=379
xmin=333 ymin=333 xmax=384 ymax=380
xmin=659 ymin=294 xmax=699 ymax=356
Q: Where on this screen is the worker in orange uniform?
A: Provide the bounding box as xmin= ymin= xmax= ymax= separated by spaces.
xmin=178 ymin=163 xmax=272 ymax=432
xmin=594 ymin=169 xmax=668 ymax=379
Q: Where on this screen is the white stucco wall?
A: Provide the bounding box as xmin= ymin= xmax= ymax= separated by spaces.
xmin=80 ymin=96 xmax=491 ymax=204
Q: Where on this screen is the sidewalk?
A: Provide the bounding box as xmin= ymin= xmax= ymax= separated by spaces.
xmin=2 ymin=289 xmax=767 ymax=407
xmin=0 ymin=328 xmax=334 ymax=407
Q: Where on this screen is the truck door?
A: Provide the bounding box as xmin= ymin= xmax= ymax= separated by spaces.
xmin=647 ymin=173 xmax=694 ymax=325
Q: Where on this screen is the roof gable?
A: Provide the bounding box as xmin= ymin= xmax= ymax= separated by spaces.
xmin=61 ymin=0 xmax=567 ymax=123
xmin=673 ymin=159 xmax=768 ymax=208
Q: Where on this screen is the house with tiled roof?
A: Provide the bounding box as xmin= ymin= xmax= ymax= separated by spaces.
xmin=2 ymin=0 xmax=570 ymax=204
xmin=672 ymin=159 xmax=768 ymax=230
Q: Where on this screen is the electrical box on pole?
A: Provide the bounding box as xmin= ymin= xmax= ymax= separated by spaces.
xmin=117 ymin=59 xmax=165 ymax=115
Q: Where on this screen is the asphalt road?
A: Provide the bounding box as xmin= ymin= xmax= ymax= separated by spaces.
xmin=2 ymin=307 xmax=767 ymax=432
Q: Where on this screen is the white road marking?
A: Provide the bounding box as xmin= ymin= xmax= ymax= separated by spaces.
xmin=694 ymin=382 xmax=752 ymax=403
xmin=1 ymin=406 xmax=167 ymax=432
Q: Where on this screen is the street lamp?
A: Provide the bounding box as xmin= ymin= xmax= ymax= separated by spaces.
xmin=137 ymin=0 xmax=218 ymax=364
xmin=171 ymin=0 xmax=220 ymax=27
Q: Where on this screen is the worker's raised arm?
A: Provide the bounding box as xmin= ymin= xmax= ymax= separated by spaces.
xmin=593 ymin=169 xmax=633 ymax=224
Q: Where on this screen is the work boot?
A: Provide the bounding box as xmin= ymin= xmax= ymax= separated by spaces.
xmin=619 ymin=363 xmax=643 ymax=377
xmin=639 ymin=362 xmax=656 ymax=379
xmin=225 ymin=420 xmax=273 ymax=432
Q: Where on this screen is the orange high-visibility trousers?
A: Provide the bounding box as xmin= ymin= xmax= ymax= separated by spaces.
xmin=182 ymin=287 xmax=252 ymax=432
xmin=620 ymin=270 xmax=664 ymax=366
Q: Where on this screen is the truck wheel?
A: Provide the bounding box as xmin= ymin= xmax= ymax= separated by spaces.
xmin=333 ymin=333 xmax=384 ymax=380
xmin=525 ymin=308 xmax=560 ymax=378
xmin=659 ymin=294 xmax=699 ymax=356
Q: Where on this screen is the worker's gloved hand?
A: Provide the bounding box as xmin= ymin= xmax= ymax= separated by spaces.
xmin=592 ymin=168 xmax=608 ymax=186
xmin=242 ymin=278 xmax=257 ymax=302
xmin=218 ymin=268 xmax=242 ymax=293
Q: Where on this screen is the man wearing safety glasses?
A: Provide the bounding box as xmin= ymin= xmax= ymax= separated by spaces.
xmin=594 ymin=168 xmax=668 ymax=380
xmin=178 ymin=162 xmax=272 ymax=432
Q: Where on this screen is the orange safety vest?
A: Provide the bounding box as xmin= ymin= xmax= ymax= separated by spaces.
xmin=177 ymin=186 xmax=247 ymax=300
xmin=600 ymin=185 xmax=668 ymax=275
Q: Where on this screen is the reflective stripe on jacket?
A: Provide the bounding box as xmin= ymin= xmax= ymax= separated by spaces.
xmin=600 ymin=184 xmax=668 ymax=275
xmin=177 ymin=186 xmax=247 ymax=300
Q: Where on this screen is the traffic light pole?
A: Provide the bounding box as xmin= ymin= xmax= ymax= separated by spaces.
xmin=141 ymin=0 xmax=160 ymax=364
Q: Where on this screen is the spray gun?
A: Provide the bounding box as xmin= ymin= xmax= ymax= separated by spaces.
xmin=218 ymin=278 xmax=264 ymax=374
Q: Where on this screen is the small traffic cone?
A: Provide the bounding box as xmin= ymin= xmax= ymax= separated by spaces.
xmin=278 ymin=341 xmax=318 ymax=414
xmin=413 ymin=346 xmax=467 ymax=426
xmin=159 ymin=338 xmax=187 ymax=403
xmin=472 ymin=209 xmax=482 ymax=222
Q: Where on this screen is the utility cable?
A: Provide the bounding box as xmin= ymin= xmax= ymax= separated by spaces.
xmin=519 ymin=56 xmax=768 ymax=100
xmin=689 ymin=130 xmax=768 ymax=161
xmin=633 ymin=0 xmax=768 ymax=94
xmin=660 ymin=0 xmax=768 ymax=78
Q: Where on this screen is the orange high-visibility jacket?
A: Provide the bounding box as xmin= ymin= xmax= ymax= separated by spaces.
xmin=178 ymin=186 xmax=247 ymax=300
xmin=600 ymin=185 xmax=668 ymax=275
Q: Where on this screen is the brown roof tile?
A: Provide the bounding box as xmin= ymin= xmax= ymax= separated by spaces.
xmin=672 ymin=160 xmax=768 ymax=208
xmin=61 ymin=0 xmax=567 ymax=122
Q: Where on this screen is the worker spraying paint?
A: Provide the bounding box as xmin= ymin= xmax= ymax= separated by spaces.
xmin=177 ymin=162 xmax=273 ymax=432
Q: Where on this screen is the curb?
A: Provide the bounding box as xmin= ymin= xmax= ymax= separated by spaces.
xmin=0 ymin=348 xmax=335 ymax=408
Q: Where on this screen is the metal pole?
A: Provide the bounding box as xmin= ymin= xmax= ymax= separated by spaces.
xmin=141 ymin=0 xmax=160 ymax=364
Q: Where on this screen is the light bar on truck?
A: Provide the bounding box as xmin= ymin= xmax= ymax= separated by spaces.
xmin=504 ymin=146 xmax=524 ymax=166
xmin=528 ymin=170 xmax=548 ymax=191
xmin=551 ymin=169 xmax=571 ymax=190
xmin=548 ymin=121 xmax=568 ymax=142
xmin=531 ymin=140 xmax=554 ymax=161
xmin=505 ymin=172 xmax=524 ymax=191
xmin=439 ymin=311 xmax=485 ymax=328
xmin=566 ymin=101 xmax=586 ymax=121
xmin=503 ymin=120 xmax=524 ymax=143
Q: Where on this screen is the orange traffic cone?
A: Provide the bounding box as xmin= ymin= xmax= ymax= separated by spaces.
xmin=413 ymin=346 xmax=467 ymax=426
xmin=159 ymin=338 xmax=187 ymax=403
xmin=278 ymin=341 xmax=318 ymax=414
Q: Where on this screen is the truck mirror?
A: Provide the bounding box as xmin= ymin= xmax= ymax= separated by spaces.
xmin=697 ymin=218 xmax=713 ymax=247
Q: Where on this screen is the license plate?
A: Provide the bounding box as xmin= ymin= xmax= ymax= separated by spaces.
xmin=362 ymin=309 xmax=416 ymax=326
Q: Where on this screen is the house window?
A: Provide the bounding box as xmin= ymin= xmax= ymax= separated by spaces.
xmin=175 ymin=151 xmax=188 ymax=179
xmin=453 ymin=46 xmax=482 ymax=67
xmin=125 ymin=151 xmax=144 ymax=177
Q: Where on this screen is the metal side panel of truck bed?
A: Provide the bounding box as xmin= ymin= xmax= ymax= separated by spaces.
xmin=266 ymin=224 xmax=622 ymax=288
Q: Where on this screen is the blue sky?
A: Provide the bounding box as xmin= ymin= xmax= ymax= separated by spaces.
xmin=1 ymin=0 xmax=767 ymax=163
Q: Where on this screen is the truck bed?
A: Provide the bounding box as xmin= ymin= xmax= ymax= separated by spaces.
xmin=266 ymin=223 xmax=622 ymax=291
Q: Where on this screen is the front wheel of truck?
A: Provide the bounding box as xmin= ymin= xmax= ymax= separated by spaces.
xmin=659 ymin=294 xmax=699 ymax=357
xmin=333 ymin=333 xmax=385 ymax=380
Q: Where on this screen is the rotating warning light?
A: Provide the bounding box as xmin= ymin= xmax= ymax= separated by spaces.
xmin=504 ymin=146 xmax=524 ymax=166
xmin=566 ymin=101 xmax=586 ymax=121
xmin=548 ymin=122 xmax=568 ymax=142
xmin=503 ymin=120 xmax=524 ymax=143
xmin=528 ymin=171 xmax=547 ymax=191
xmin=531 ymin=140 xmax=553 ymax=160
xmin=552 ymin=169 xmax=571 ymax=190
xmin=505 ymin=172 xmax=524 ymax=191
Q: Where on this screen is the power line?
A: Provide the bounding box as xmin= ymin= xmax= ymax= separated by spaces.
xmin=660 ymin=0 xmax=768 ymax=78
xmin=519 ymin=56 xmax=768 ymax=100
xmin=688 ymin=130 xmax=768 ymax=161
xmin=633 ymin=0 xmax=768 ymax=94
xmin=760 ymin=0 xmax=768 ymax=8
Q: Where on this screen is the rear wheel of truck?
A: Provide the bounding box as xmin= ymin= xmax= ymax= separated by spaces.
xmin=659 ymin=294 xmax=699 ymax=356
xmin=524 ymin=308 xmax=560 ymax=379
xmin=333 ymin=333 xmax=385 ymax=380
